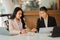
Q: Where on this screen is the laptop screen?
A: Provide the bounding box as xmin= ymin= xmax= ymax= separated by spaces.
xmin=39 ymin=27 xmax=53 ymax=34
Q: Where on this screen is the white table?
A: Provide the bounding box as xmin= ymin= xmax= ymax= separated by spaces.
xmin=0 ymin=27 xmax=60 ymax=40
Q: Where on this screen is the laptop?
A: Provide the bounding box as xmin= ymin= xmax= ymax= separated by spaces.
xmin=39 ymin=27 xmax=53 ymax=34
xmin=0 ymin=27 xmax=9 ymax=35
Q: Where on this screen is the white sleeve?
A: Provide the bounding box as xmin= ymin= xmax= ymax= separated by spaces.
xmin=9 ymin=20 xmax=20 ymax=35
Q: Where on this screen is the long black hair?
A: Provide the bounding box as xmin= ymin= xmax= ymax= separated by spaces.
xmin=10 ymin=7 xmax=25 ymax=29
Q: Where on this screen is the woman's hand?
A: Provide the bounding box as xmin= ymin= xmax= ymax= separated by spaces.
xmin=20 ymin=29 xmax=28 ymax=34
xmin=31 ymin=28 xmax=37 ymax=32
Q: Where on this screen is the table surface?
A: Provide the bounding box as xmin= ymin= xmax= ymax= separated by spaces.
xmin=0 ymin=27 xmax=60 ymax=40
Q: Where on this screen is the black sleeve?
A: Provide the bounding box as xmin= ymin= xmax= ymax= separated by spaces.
xmin=36 ymin=18 xmax=40 ymax=32
xmin=52 ymin=17 xmax=57 ymax=27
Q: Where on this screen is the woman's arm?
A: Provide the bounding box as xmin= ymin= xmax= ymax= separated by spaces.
xmin=52 ymin=17 xmax=57 ymax=26
xmin=9 ymin=20 xmax=20 ymax=35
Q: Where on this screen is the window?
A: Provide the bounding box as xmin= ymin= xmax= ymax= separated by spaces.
xmin=0 ymin=0 xmax=7 ymax=27
xmin=21 ymin=0 xmax=56 ymax=11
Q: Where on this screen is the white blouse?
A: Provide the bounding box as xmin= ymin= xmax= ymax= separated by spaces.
xmin=9 ymin=18 xmax=23 ymax=34
xmin=44 ymin=18 xmax=48 ymax=28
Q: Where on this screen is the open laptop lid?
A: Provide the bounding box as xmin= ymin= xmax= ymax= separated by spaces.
xmin=0 ymin=27 xmax=9 ymax=36
xmin=39 ymin=27 xmax=53 ymax=34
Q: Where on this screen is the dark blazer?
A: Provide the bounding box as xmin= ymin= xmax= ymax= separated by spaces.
xmin=37 ymin=16 xmax=57 ymax=32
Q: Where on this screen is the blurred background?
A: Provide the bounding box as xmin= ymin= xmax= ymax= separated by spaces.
xmin=0 ymin=0 xmax=60 ymax=29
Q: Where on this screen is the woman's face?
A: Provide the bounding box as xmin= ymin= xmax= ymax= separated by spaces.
xmin=39 ymin=11 xmax=47 ymax=19
xmin=16 ymin=10 xmax=22 ymax=19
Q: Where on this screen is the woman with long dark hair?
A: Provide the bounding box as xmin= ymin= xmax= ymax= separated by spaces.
xmin=9 ymin=7 xmax=27 ymax=34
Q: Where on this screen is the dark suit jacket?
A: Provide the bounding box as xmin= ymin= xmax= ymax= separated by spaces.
xmin=37 ymin=16 xmax=57 ymax=32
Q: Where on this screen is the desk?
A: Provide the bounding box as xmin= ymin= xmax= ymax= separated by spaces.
xmin=0 ymin=27 xmax=60 ymax=40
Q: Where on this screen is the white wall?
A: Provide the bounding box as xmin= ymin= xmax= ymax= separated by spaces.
xmin=0 ymin=0 xmax=14 ymax=27
xmin=2 ymin=0 xmax=14 ymax=14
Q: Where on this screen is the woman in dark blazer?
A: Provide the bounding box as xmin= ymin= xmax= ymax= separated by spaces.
xmin=37 ymin=16 xmax=57 ymax=32
xmin=37 ymin=7 xmax=57 ymax=32
xmin=31 ymin=7 xmax=57 ymax=32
